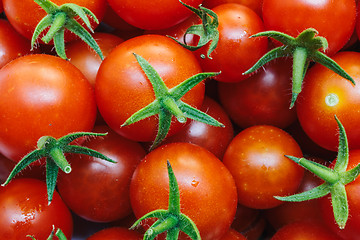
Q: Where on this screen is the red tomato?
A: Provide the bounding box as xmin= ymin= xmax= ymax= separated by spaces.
xmin=202 ymin=0 xmax=263 ymax=16
xmin=3 ymin=0 xmax=106 ymax=42
xmin=130 ymin=142 xmax=238 ymax=240
xmin=320 ymin=149 xmax=360 ymax=240
xmin=0 ymin=19 xmax=34 ymax=68
xmin=106 ymin=0 xmax=203 ymax=30
xmin=197 ymin=3 xmax=268 ymax=82
xmin=219 ymin=229 xmax=247 ymax=240
xmin=161 ymin=96 xmax=234 ymax=159
xmin=223 ymin=125 xmax=304 ymax=209
xmin=0 ymin=178 xmax=73 ymax=240
xmin=95 ymin=34 xmax=205 ymax=142
xmin=296 ymin=51 xmax=360 ymax=151
xmin=0 ymin=54 xmax=97 ymax=162
xmin=270 ymin=221 xmax=341 ymax=240
xmin=218 ymin=57 xmax=296 ymax=129
xmin=87 ymin=227 xmax=142 ymax=240
xmin=57 ymin=125 xmax=146 ymax=223
xmin=66 ymin=32 xmax=124 ymax=87
xmin=262 ymin=0 xmax=356 ymax=56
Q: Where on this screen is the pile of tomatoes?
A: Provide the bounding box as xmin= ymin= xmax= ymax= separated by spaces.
xmin=0 ymin=0 xmax=360 ymax=239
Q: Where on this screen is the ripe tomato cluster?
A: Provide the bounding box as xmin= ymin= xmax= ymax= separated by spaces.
xmin=0 ymin=0 xmax=360 ymax=240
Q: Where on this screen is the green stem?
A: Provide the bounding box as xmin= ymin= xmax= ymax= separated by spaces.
xmin=42 ymin=12 xmax=67 ymax=43
xmin=146 ymin=215 xmax=179 ymax=238
xmin=49 ymin=147 xmax=71 ymax=173
xmin=162 ymin=97 xmax=186 ymax=123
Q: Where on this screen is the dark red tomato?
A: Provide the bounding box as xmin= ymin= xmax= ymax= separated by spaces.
xmin=161 ymin=96 xmax=234 ymax=159
xmin=106 ymin=0 xmax=203 ymax=30
xmin=0 ymin=54 xmax=97 ymax=162
xmin=202 ymin=0 xmax=263 ymax=17
xmin=296 ymin=51 xmax=360 ymax=152
xmin=95 ymin=34 xmax=205 ymax=142
xmin=270 ymin=221 xmax=341 ymax=240
xmin=87 ymin=227 xmax=142 ymax=240
xmin=3 ymin=0 xmax=107 ymax=42
xmin=262 ymin=0 xmax=356 ymax=56
xmin=320 ymin=149 xmax=360 ymax=240
xmin=219 ymin=229 xmax=247 ymax=240
xmin=130 ymin=142 xmax=238 ymax=240
xmin=218 ymin=57 xmax=296 ymax=129
xmin=57 ymin=125 xmax=146 ymax=223
xmin=223 ymin=125 xmax=304 ymax=209
xmin=0 ymin=19 xmax=34 ymax=68
xmin=197 ymin=3 xmax=268 ymax=83
xmin=0 ymin=178 xmax=73 ymax=240
xmin=66 ymin=32 xmax=124 ymax=87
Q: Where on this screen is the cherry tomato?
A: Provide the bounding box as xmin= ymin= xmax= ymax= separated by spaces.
xmin=202 ymin=0 xmax=263 ymax=16
xmin=106 ymin=0 xmax=203 ymax=30
xmin=3 ymin=0 xmax=107 ymax=42
xmin=219 ymin=229 xmax=247 ymax=240
xmin=262 ymin=0 xmax=356 ymax=56
xmin=57 ymin=125 xmax=146 ymax=223
xmin=87 ymin=227 xmax=142 ymax=240
xmin=223 ymin=125 xmax=304 ymax=209
xmin=218 ymin=57 xmax=296 ymax=129
xmin=197 ymin=3 xmax=268 ymax=82
xmin=0 ymin=54 xmax=97 ymax=162
xmin=130 ymin=142 xmax=238 ymax=240
xmin=296 ymin=51 xmax=360 ymax=151
xmin=95 ymin=34 xmax=205 ymax=142
xmin=0 ymin=178 xmax=73 ymax=240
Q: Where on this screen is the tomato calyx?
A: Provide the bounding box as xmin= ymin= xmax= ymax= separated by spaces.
xmin=168 ymin=0 xmax=219 ymax=59
xmin=1 ymin=132 xmax=115 ymax=204
xmin=27 ymin=225 xmax=67 ymax=240
xmin=131 ymin=161 xmax=201 ymax=240
xmin=276 ymin=115 xmax=358 ymax=229
xmin=122 ymin=53 xmax=223 ymax=150
xmin=32 ymin=0 xmax=103 ymax=60
xmin=243 ymin=28 xmax=355 ymax=108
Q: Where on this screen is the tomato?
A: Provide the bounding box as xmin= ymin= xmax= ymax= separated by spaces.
xmin=130 ymin=142 xmax=238 ymax=240
xmin=57 ymin=125 xmax=146 ymax=223
xmin=0 ymin=178 xmax=73 ymax=240
xmin=223 ymin=125 xmax=304 ymax=209
xmin=95 ymin=34 xmax=205 ymax=142
xmin=196 ymin=3 xmax=268 ymax=82
xmin=0 ymin=19 xmax=34 ymax=68
xmin=86 ymin=227 xmax=142 ymax=240
xmin=161 ymin=96 xmax=234 ymax=159
xmin=319 ymin=149 xmax=360 ymax=240
xmin=66 ymin=32 xmax=124 ymax=87
xmin=3 ymin=0 xmax=107 ymax=42
xmin=270 ymin=221 xmax=341 ymax=240
xmin=218 ymin=57 xmax=296 ymax=129
xmin=219 ymin=229 xmax=247 ymax=240
xmin=0 ymin=54 xmax=97 ymax=162
xmin=202 ymin=0 xmax=263 ymax=16
xmin=106 ymin=0 xmax=203 ymax=30
xmin=262 ymin=0 xmax=356 ymax=56
xmin=296 ymin=51 xmax=360 ymax=152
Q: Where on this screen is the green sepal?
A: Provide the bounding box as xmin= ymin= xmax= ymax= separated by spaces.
xmin=275 ymin=183 xmax=331 ymax=202
xmin=122 ymin=53 xmax=223 ymax=150
xmin=2 ymin=132 xmax=116 ymax=204
xmin=244 ymin=28 xmax=355 ymax=108
xmin=331 ymin=182 xmax=348 ymax=229
xmin=168 ymin=0 xmax=219 ymax=59
xmin=27 ymin=226 xmax=68 ymax=240
xmin=130 ymin=161 xmax=201 ymax=240
xmin=32 ymin=0 xmax=103 ymax=60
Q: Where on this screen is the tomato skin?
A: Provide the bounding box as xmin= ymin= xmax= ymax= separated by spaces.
xmin=87 ymin=227 xmax=142 ymax=240
xmin=57 ymin=125 xmax=146 ymax=223
xmin=0 ymin=178 xmax=73 ymax=240
xmin=320 ymin=150 xmax=360 ymax=240
xmin=197 ymin=3 xmax=268 ymax=83
xmin=106 ymin=0 xmax=203 ymax=30
xmin=262 ymin=0 xmax=356 ymax=56
xmin=3 ymin=0 xmax=106 ymax=42
xmin=223 ymin=125 xmax=304 ymax=209
xmin=202 ymin=0 xmax=263 ymax=16
xmin=130 ymin=142 xmax=238 ymax=240
xmin=95 ymin=34 xmax=205 ymax=142
xmin=219 ymin=229 xmax=247 ymax=240
xmin=296 ymin=51 xmax=360 ymax=152
xmin=218 ymin=57 xmax=296 ymax=129
xmin=0 ymin=54 xmax=97 ymax=162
